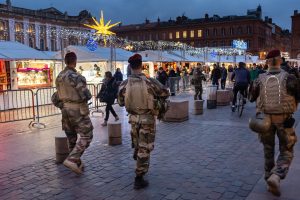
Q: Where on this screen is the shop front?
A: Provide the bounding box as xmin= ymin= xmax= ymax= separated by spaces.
xmin=13 ymin=60 xmax=54 ymax=89
xmin=0 ymin=60 xmax=8 ymax=91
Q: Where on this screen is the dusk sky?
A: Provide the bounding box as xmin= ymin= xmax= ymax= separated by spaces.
xmin=4 ymin=0 xmax=299 ymax=30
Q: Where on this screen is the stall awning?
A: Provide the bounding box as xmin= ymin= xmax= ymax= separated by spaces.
xmin=138 ymin=50 xmax=185 ymax=62
xmin=0 ymin=41 xmax=51 ymax=60
xmin=53 ymin=46 xmax=134 ymax=62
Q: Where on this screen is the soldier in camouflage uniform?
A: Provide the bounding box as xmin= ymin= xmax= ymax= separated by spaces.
xmin=191 ymin=65 xmax=206 ymax=100
xmin=118 ymin=54 xmax=170 ymax=189
xmin=55 ymin=52 xmax=93 ymax=174
xmin=249 ymin=50 xmax=299 ymax=196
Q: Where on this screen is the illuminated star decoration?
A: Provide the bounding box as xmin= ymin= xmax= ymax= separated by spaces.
xmin=84 ymin=11 xmax=121 ymax=47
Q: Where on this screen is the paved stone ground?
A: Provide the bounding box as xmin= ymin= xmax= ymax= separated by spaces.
xmin=0 ymin=91 xmax=299 ymax=200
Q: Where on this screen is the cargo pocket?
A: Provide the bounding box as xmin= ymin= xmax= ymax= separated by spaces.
xmin=80 ymin=104 xmax=90 ymax=116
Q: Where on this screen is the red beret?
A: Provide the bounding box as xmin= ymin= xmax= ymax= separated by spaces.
xmin=266 ymin=49 xmax=281 ymax=59
xmin=128 ymin=54 xmax=142 ymax=63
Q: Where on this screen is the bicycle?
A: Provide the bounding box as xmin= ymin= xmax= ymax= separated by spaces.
xmin=236 ymin=91 xmax=245 ymax=118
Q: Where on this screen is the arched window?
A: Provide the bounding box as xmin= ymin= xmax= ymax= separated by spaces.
xmin=15 ymin=23 xmax=22 ymax=32
xmin=40 ymin=39 xmax=45 ymax=50
xmin=51 ymin=39 xmax=56 ymax=51
xmin=0 ymin=21 xmax=5 ymax=31
xmin=28 ymin=24 xmax=34 ymax=33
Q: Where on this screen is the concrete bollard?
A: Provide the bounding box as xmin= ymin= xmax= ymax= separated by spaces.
xmin=194 ymin=100 xmax=204 ymax=115
xmin=108 ymin=122 xmax=122 ymax=145
xmin=163 ymin=100 xmax=189 ymax=122
xmin=226 ymin=87 xmax=234 ymax=102
xmin=217 ymin=90 xmax=231 ymax=106
xmin=55 ymin=136 xmax=69 ymax=164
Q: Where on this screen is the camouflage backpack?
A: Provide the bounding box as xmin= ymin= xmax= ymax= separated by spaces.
xmin=125 ymin=76 xmax=154 ymax=114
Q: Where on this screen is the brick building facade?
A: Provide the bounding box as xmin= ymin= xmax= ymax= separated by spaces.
xmin=0 ymin=0 xmax=92 ymax=51
xmin=113 ymin=6 xmax=291 ymax=58
xmin=291 ymin=10 xmax=300 ymax=59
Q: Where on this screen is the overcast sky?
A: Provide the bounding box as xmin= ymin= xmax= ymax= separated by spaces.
xmin=4 ymin=0 xmax=299 ymax=30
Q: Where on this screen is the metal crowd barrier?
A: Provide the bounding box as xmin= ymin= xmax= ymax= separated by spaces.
xmin=30 ymin=87 xmax=61 ymax=128
xmin=0 ymin=89 xmax=35 ymax=123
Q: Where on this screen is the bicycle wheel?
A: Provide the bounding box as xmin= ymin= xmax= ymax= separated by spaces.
xmin=236 ymin=92 xmax=241 ymax=114
xmin=238 ymin=93 xmax=244 ymax=118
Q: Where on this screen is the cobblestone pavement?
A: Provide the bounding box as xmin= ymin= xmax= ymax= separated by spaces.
xmin=0 ymin=91 xmax=299 ymax=200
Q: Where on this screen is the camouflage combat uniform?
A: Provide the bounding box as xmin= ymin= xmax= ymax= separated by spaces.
xmin=192 ymin=68 xmax=206 ymax=100
xmin=118 ymin=73 xmax=169 ymax=176
xmin=56 ymin=66 xmax=94 ymax=164
xmin=249 ymin=69 xmax=299 ymax=180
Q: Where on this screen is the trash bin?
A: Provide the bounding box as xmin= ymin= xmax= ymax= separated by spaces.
xmin=206 ymin=85 xmax=217 ymax=109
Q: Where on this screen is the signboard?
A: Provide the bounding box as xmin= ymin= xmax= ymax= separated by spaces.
xmin=232 ymin=40 xmax=247 ymax=50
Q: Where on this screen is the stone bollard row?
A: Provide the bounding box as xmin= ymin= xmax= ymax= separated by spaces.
xmin=108 ymin=122 xmax=122 ymax=146
xmin=163 ymin=100 xmax=189 ymax=122
xmin=217 ymin=90 xmax=231 ymax=106
xmin=194 ymin=100 xmax=204 ymax=115
xmin=55 ymin=136 xmax=69 ymax=164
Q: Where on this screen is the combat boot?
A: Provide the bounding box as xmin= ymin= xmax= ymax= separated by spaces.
xmin=267 ymin=174 xmax=281 ymax=196
xmin=63 ymin=159 xmax=82 ymax=175
xmin=134 ymin=176 xmax=149 ymax=189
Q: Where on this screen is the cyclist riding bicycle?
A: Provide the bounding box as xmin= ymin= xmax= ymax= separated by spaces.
xmin=231 ymin=62 xmax=251 ymax=112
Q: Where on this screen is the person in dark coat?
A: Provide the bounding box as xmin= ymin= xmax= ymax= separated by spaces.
xmin=211 ymin=64 xmax=221 ymax=89
xmin=220 ymin=64 xmax=228 ymax=90
xmin=281 ymin=57 xmax=300 ymax=78
xmin=157 ymin=67 xmax=168 ymax=86
xmin=98 ymin=71 xmax=119 ymax=126
xmin=168 ymin=68 xmax=177 ymax=96
xmin=114 ymin=68 xmax=123 ymax=83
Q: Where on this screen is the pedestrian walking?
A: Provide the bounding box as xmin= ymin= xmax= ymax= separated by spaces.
xmin=211 ymin=64 xmax=221 ymax=89
xmin=97 ymin=71 xmax=119 ymax=126
xmin=250 ymin=63 xmax=259 ymax=82
xmin=191 ymin=65 xmax=206 ymax=100
xmin=52 ymin=52 xmax=93 ymax=174
xmin=176 ymin=67 xmax=181 ymax=91
xmin=114 ymin=68 xmax=123 ymax=83
xmin=168 ymin=68 xmax=177 ymax=96
xmin=220 ymin=64 xmax=227 ymax=90
xmin=156 ymin=67 xmax=168 ymax=86
xmin=249 ymin=49 xmax=299 ymax=197
xmin=118 ymin=54 xmax=170 ymax=189
xmin=182 ymin=66 xmax=189 ymax=90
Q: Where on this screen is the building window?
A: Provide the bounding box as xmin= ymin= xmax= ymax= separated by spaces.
xmin=169 ymin=32 xmax=173 ymax=39
xmin=197 ymin=30 xmax=202 ymax=38
xmin=15 ymin=23 xmax=22 ymax=32
xmin=247 ymin=40 xmax=251 ymax=48
xmin=162 ymin=33 xmax=166 ymax=40
xmin=230 ymin=27 xmax=234 ymax=35
xmin=29 ymin=38 xmax=34 ymax=48
xmin=0 ymin=21 xmax=5 ymax=31
xmin=40 ymin=39 xmax=45 ymax=50
xmin=51 ymin=39 xmax=56 ymax=51
xmin=190 ymin=30 xmax=194 ymax=38
xmin=237 ymin=27 xmax=243 ymax=35
xmin=213 ymin=28 xmax=218 ymax=36
xmin=221 ymin=28 xmax=226 ymax=36
xmin=28 ymin=24 xmax=34 ymax=34
xmin=205 ymin=29 xmax=209 ymax=37
xmin=183 ymin=31 xmax=187 ymax=38
xmin=176 ymin=31 xmax=180 ymax=39
xmin=247 ymin=26 xmax=252 ymax=34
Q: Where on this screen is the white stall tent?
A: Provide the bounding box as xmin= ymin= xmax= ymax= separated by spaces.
xmin=53 ymin=46 xmax=133 ymax=62
xmin=138 ymin=50 xmax=185 ymax=62
xmin=0 ymin=41 xmax=51 ymax=60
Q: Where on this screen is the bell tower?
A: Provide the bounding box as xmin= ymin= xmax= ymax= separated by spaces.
xmin=291 ymin=10 xmax=300 ymax=59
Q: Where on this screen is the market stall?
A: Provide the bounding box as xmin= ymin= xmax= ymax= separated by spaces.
xmin=0 ymin=41 xmax=54 ymax=90
xmin=53 ymin=46 xmax=133 ymax=83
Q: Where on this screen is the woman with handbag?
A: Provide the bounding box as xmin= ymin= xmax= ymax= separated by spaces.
xmin=97 ymin=71 xmax=119 ymax=126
